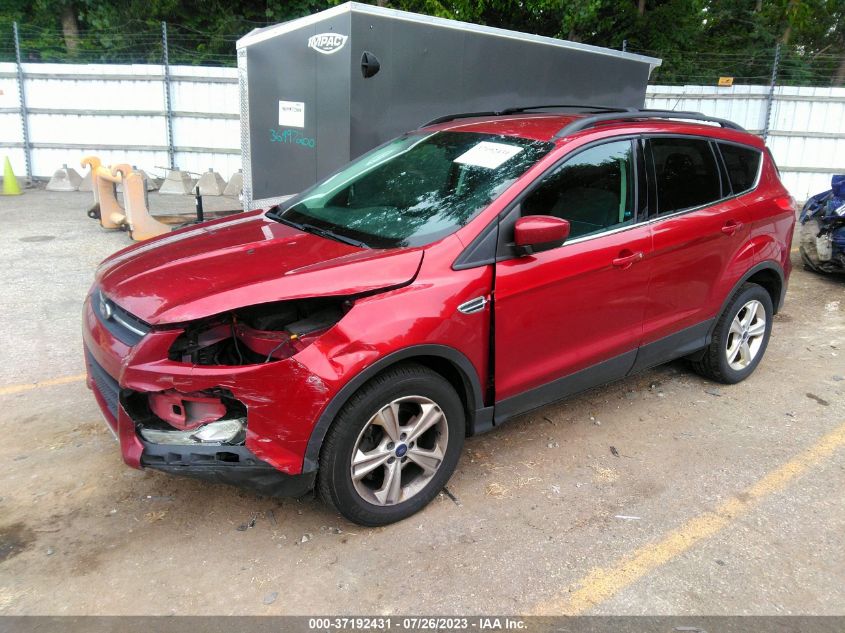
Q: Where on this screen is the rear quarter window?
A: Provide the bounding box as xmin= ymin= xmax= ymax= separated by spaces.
xmin=719 ymin=143 xmax=762 ymax=194
xmin=650 ymin=137 xmax=721 ymax=215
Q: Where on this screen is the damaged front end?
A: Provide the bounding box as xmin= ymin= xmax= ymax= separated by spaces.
xmin=84 ymin=210 xmax=427 ymax=498
xmin=121 ymin=387 xmax=304 ymax=496
xmin=130 ymin=389 xmax=247 ymax=446
xmin=167 ymin=297 xmax=349 ymax=366
xmin=85 ymin=292 xmax=353 ymax=497
xmin=799 ymin=174 xmax=845 ymax=274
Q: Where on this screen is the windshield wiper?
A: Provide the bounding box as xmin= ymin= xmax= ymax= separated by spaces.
xmin=269 ymin=213 xmax=367 ymax=248
xmin=303 ymin=224 xmax=369 ymax=248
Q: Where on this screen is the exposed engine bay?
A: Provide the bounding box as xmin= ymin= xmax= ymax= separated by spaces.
xmin=168 ymin=297 xmax=351 ymax=365
xmin=127 ymin=298 xmax=350 ymax=448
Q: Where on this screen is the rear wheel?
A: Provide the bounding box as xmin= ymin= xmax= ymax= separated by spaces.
xmin=691 ymin=283 xmax=773 ymax=384
xmin=318 ymin=363 xmax=464 ymax=526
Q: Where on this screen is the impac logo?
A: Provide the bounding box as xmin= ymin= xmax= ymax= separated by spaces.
xmin=307 ymin=32 xmax=348 ymax=55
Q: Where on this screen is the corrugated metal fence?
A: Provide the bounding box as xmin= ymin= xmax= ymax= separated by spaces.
xmin=1 ymin=62 xmax=844 ymax=201
xmin=0 ymin=62 xmax=240 ymax=183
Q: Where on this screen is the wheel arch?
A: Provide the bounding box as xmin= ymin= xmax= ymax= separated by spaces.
xmin=714 ymin=261 xmax=785 ymax=335
xmin=302 ymin=345 xmax=487 ymax=473
xmin=744 ymin=265 xmax=785 ymax=314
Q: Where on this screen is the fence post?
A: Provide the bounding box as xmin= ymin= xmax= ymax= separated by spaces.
xmin=12 ymin=21 xmax=33 ymax=183
xmin=161 ymin=21 xmax=176 ymax=170
xmin=762 ymin=43 xmax=781 ymax=142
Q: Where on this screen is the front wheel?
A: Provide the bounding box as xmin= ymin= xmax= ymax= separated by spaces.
xmin=691 ymin=283 xmax=773 ymax=384
xmin=317 ymin=363 xmax=465 ymax=526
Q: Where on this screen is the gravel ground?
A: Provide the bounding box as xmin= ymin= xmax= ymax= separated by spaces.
xmin=0 ymin=188 xmax=843 ymax=615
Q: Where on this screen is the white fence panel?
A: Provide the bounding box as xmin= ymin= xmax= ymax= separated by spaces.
xmin=2 ymin=62 xmax=844 ymax=202
xmin=645 ymin=85 xmax=770 ymax=132
xmin=169 ymin=65 xmax=239 ymax=177
xmin=0 ymin=62 xmax=241 ymax=184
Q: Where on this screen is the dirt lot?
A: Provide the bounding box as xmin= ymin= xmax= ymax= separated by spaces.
xmin=0 ymin=189 xmax=843 ymax=615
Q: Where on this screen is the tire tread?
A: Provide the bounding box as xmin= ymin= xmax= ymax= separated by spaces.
xmin=691 ymin=282 xmax=771 ymax=384
xmin=317 ymin=362 xmax=462 ymax=526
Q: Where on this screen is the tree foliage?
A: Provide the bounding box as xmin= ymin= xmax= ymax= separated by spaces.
xmin=1 ymin=0 xmax=843 ymax=84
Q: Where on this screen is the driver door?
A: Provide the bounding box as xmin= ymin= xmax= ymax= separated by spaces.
xmin=493 ymin=139 xmax=653 ymax=416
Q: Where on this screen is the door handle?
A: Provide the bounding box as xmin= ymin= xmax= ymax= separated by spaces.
xmin=721 ymin=220 xmax=743 ymax=236
xmin=612 ymin=250 xmax=644 ymax=269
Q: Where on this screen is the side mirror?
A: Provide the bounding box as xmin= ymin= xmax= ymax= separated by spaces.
xmin=514 ymin=215 xmax=570 ymax=256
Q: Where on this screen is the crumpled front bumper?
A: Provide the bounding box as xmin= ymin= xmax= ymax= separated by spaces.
xmin=82 ymin=291 xmax=331 ymax=495
xmin=84 ymin=347 xmax=316 ymax=496
xmin=139 ymin=442 xmax=316 ymax=497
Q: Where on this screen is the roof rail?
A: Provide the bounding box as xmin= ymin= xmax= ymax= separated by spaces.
xmin=421 ymin=104 xmax=637 ymax=128
xmin=554 ymin=109 xmax=745 ymax=137
xmin=423 ymin=110 xmax=502 ymax=127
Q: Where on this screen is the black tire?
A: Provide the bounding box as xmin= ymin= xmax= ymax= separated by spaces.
xmin=317 ymin=363 xmax=465 ymax=526
xmin=691 ymin=283 xmax=773 ymax=384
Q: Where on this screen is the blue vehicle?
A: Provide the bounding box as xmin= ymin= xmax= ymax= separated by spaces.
xmin=799 ymin=175 xmax=845 ymax=274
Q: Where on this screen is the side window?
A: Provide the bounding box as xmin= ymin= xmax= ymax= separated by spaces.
xmin=718 ymin=143 xmax=762 ymax=194
xmin=650 ymin=138 xmax=721 ymax=215
xmin=522 ymin=140 xmax=635 ymax=240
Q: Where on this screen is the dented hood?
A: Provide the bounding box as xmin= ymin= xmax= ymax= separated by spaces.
xmin=96 ymin=211 xmax=423 ymax=325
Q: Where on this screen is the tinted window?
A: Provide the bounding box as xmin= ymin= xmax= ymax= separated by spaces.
xmin=719 ymin=143 xmax=762 ymax=194
xmin=271 ymin=132 xmax=552 ymax=248
xmin=650 ymin=138 xmax=721 ymax=215
xmin=522 ymin=140 xmax=635 ymax=239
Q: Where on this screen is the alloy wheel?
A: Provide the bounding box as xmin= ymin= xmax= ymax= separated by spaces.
xmin=725 ymin=299 xmax=767 ymax=371
xmin=350 ymin=395 xmax=449 ymax=506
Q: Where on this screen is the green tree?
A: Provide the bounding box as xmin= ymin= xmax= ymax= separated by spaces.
xmin=1 ymin=0 xmax=843 ymax=84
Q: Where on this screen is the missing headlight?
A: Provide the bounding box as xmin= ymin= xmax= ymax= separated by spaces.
xmin=168 ymin=297 xmax=350 ymax=365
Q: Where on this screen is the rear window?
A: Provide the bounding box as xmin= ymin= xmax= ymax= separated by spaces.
xmin=719 ymin=143 xmax=762 ymax=194
xmin=650 ymin=138 xmax=721 ymax=215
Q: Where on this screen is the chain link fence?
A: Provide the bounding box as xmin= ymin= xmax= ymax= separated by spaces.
xmin=630 ymin=45 xmax=845 ymax=87
xmin=2 ymin=19 xmax=845 ymax=84
xmin=0 ymin=20 xmax=258 ymax=66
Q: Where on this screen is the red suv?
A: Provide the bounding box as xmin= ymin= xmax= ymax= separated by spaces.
xmin=83 ymin=108 xmax=795 ymax=525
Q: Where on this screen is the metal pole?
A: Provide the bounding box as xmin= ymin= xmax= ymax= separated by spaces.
xmin=13 ymin=21 xmax=32 ymax=182
xmin=763 ymin=42 xmax=781 ymax=142
xmin=622 ymin=39 xmax=628 ymax=53
xmin=194 ymin=186 xmax=204 ymax=223
xmin=161 ymin=21 xmax=175 ymax=170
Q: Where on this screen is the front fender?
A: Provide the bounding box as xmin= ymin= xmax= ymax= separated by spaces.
xmin=296 ymin=262 xmax=493 ymax=473
xmin=300 ymin=343 xmax=488 ymax=473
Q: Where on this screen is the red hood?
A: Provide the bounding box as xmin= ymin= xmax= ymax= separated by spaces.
xmin=96 ymin=211 xmax=423 ymax=325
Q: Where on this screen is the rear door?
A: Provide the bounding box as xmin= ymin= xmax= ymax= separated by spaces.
xmin=493 ymin=139 xmax=652 ymax=418
xmin=635 ymin=135 xmax=755 ymax=370
xmin=717 ymin=141 xmax=778 ymax=263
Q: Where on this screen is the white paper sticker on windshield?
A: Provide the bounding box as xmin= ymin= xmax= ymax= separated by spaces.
xmin=454 ymin=141 xmax=523 ymax=169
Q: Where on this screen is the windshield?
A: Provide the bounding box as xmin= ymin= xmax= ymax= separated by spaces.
xmin=268 ymin=131 xmax=553 ymax=248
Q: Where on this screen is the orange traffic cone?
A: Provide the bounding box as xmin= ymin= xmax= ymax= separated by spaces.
xmin=2 ymin=157 xmax=21 ymax=195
